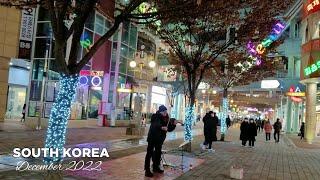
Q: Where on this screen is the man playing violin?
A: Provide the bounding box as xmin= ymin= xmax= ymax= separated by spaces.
xmin=144 ymin=105 xmax=180 ymax=177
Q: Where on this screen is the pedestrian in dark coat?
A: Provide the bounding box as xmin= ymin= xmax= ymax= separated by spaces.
xmin=248 ymin=119 xmax=257 ymax=147
xmin=212 ymin=112 xmax=219 ymax=141
xmin=203 ymin=111 xmax=217 ymax=152
xmin=144 ymin=105 xmax=177 ymax=177
xmin=273 ymin=118 xmax=282 ymax=143
xmin=300 ymin=122 xmax=305 ymax=140
xmin=226 ymin=115 xmax=231 ymax=129
xmin=240 ymin=118 xmax=250 ymax=146
xmin=202 ymin=112 xmax=210 ymax=147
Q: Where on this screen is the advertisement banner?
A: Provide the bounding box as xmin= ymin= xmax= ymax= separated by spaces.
xmin=18 ymin=8 xmax=35 ymax=60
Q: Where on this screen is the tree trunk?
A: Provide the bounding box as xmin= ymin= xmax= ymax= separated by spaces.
xmin=44 ymin=74 xmax=79 ymax=163
xmin=220 ymin=88 xmax=229 ymax=141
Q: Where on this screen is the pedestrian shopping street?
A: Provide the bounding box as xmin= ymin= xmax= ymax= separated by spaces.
xmin=1 ymin=0 xmax=320 ymax=179
xmin=1 ymin=124 xmax=320 ymax=180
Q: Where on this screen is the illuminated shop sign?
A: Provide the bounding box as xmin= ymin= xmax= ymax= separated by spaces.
xmin=307 ymin=0 xmax=320 ymax=12
xmin=246 ymin=21 xmax=286 ymax=65
xmin=304 ymin=60 xmax=320 ymax=76
xmin=79 ymin=70 xmax=104 ymax=87
xmin=80 ymin=32 xmax=92 ymax=50
xmin=286 ymin=86 xmax=305 ymax=103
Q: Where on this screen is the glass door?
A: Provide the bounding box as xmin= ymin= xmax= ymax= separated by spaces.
xmin=6 ymin=86 xmax=27 ymax=119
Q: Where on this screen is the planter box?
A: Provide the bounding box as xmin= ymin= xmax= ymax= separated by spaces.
xmin=230 ymin=166 xmax=243 ymax=179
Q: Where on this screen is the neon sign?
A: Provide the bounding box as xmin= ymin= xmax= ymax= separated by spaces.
xmin=79 ymin=70 xmax=103 ymax=87
xmin=304 ymin=60 xmax=320 ymax=76
xmin=80 ymin=32 xmax=92 ymax=50
xmin=246 ymin=21 xmax=286 ymax=65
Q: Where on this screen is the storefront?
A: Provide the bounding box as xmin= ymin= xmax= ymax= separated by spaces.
xmin=27 ymin=7 xmax=113 ymax=121
xmin=6 ymin=59 xmax=30 ymax=119
xmin=300 ymin=0 xmax=320 ymax=143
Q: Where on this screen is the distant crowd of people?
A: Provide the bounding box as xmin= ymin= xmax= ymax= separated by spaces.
xmin=240 ymin=118 xmax=283 ymax=147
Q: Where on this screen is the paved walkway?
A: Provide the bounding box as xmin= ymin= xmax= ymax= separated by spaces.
xmin=1 ymin=124 xmax=320 ymax=180
xmin=177 ymin=128 xmax=320 ymax=180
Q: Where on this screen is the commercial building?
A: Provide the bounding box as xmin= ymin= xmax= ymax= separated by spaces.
xmin=0 ymin=6 xmax=29 ymax=121
xmin=300 ymin=0 xmax=320 ymax=143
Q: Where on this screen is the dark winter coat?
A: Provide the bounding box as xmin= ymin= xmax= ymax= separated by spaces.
xmin=273 ymin=121 xmax=282 ymax=132
xmin=300 ymin=124 xmax=305 ymax=134
xmin=226 ymin=117 xmax=231 ymax=127
xmin=248 ymin=122 xmax=257 ymax=141
xmin=147 ymin=112 xmax=176 ymax=144
xmin=240 ymin=121 xmax=249 ymax=141
xmin=203 ymin=114 xmax=218 ymax=142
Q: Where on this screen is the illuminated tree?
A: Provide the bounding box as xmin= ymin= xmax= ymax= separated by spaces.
xmin=0 ymin=0 xmax=202 ymax=163
xmin=156 ymin=0 xmax=294 ymax=143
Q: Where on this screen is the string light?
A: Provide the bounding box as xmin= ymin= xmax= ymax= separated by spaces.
xmin=44 ymin=74 xmax=79 ymax=163
xmin=184 ymin=105 xmax=195 ymax=141
xmin=220 ymin=98 xmax=229 ymax=134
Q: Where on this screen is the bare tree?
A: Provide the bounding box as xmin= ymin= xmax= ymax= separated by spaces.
xmin=155 ymin=0 xmax=294 ymax=143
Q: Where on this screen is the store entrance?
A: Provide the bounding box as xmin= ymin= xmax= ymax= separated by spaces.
xmin=6 ymin=86 xmax=27 ymax=119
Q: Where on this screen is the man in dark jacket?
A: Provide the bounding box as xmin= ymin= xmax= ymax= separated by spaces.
xmin=226 ymin=115 xmax=231 ymax=129
xmin=240 ymin=118 xmax=249 ymax=146
xmin=144 ymin=105 xmax=177 ymax=177
xmin=273 ymin=118 xmax=282 ymax=143
xmin=202 ymin=111 xmax=217 ymax=152
xmin=300 ymin=122 xmax=305 ymax=140
xmin=248 ymin=119 xmax=257 ymax=147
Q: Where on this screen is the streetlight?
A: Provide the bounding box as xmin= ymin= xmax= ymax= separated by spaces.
xmin=129 ymin=60 xmax=137 ymax=68
xmin=148 ymin=60 xmax=156 ymax=68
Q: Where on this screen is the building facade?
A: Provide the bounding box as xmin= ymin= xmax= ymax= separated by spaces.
xmin=300 ymin=0 xmax=320 ymax=143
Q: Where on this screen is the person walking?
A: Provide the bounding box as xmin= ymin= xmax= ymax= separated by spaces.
xmin=21 ymin=104 xmax=26 ymax=122
xmin=144 ymin=105 xmax=177 ymax=177
xmin=201 ymin=112 xmax=210 ymax=149
xmin=240 ymin=118 xmax=249 ymax=146
xmin=264 ymin=120 xmax=272 ymax=141
xmin=261 ymin=119 xmax=266 ymax=131
xmin=203 ymin=111 xmax=217 ymax=152
xmin=226 ymin=115 xmax=231 ymax=129
xmin=300 ymin=122 xmax=305 ymax=140
xmin=256 ymin=119 xmax=261 ymax=132
xmin=273 ymin=118 xmax=282 ymax=143
xmin=248 ymin=119 xmax=257 ymax=148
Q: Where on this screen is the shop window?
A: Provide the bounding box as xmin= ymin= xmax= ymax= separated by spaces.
xmin=45 ymin=81 xmax=59 ymax=102
xmin=95 ymin=13 xmax=105 ymax=35
xmin=85 ymin=12 xmax=95 ymax=31
xmin=122 ymin=22 xmax=130 ymax=44
xmin=34 ymin=38 xmax=51 ymax=58
xmin=29 ymin=81 xmax=42 ymax=101
xmin=36 ymin=22 xmax=52 ymax=37
xmin=38 ymin=7 xmax=50 ymax=21
xmin=119 ymin=57 xmax=127 ymax=74
xmin=121 ymin=44 xmax=129 ymax=57
xmin=129 ymin=48 xmax=135 ymax=59
xmin=32 ymin=59 xmax=44 ymax=81
xmin=48 ymin=60 xmax=60 ymax=80
xmin=129 ymin=26 xmax=138 ymax=48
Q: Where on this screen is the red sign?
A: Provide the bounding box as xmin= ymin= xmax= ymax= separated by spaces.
xmin=304 ymin=0 xmax=320 ymax=17
xmin=80 ymin=70 xmax=104 ymax=76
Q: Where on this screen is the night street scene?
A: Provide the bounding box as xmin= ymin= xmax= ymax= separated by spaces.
xmin=1 ymin=0 xmax=320 ymax=179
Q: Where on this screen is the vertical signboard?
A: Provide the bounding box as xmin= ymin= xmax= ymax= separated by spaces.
xmin=18 ymin=8 xmax=35 ymax=60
